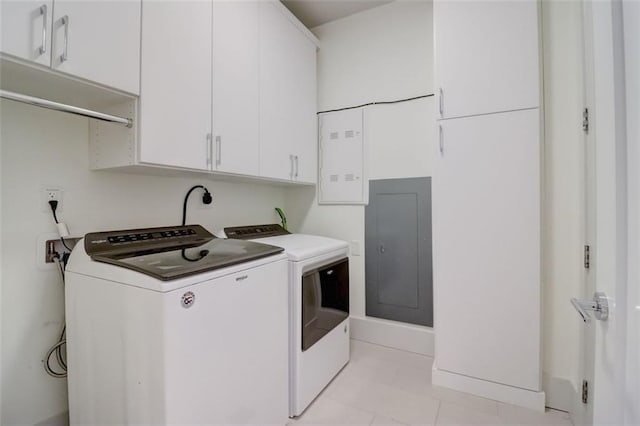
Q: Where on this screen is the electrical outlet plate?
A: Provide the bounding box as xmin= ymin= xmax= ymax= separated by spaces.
xmin=42 ymin=186 xmax=63 ymax=213
xmin=37 ymin=233 xmax=60 ymax=270
xmin=37 ymin=233 xmax=80 ymax=270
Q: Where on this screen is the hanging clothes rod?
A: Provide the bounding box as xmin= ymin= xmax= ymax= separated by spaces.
xmin=0 ymin=89 xmax=133 ymax=128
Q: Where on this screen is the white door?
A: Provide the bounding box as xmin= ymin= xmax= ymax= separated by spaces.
xmin=434 ymin=0 xmax=539 ymax=119
xmin=623 ymin=2 xmax=640 ymax=423
xmin=0 ymin=0 xmax=53 ymax=66
xmin=572 ymin=1 xmax=639 ymax=424
xmin=433 ymin=108 xmax=541 ymax=391
xmin=212 ymin=0 xmax=260 ymax=176
xmin=51 ymin=0 xmax=140 ymax=94
xmin=138 ymin=0 xmax=212 ymax=171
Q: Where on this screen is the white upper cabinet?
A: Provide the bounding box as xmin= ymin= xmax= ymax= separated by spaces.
xmin=138 ymin=0 xmax=212 ymax=170
xmin=51 ymin=1 xmax=140 ymax=94
xmin=89 ymin=0 xmax=317 ymax=186
xmin=259 ymin=1 xmax=317 ymax=184
xmin=212 ymin=1 xmax=260 ymax=176
xmin=1 ymin=1 xmax=54 ymax=66
xmin=434 ymin=0 xmax=539 ymax=119
xmin=1 ymin=0 xmax=140 ymax=94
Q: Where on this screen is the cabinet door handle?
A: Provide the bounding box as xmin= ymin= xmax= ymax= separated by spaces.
xmin=235 ymin=275 xmax=248 ymax=282
xmin=439 ymin=125 xmax=444 ymax=155
xmin=294 ymin=155 xmax=299 ymax=178
xmin=59 ymin=15 xmax=69 ymax=63
xmin=289 ymin=154 xmax=294 ymax=179
xmin=39 ymin=5 xmax=47 ymax=55
xmin=439 ymin=87 xmax=444 ymax=117
xmin=215 ymin=136 xmax=221 ymax=166
xmin=206 ymin=133 xmax=212 ymax=167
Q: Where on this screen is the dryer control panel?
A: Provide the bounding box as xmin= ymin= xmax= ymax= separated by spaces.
xmin=224 ymin=224 xmax=290 ymax=240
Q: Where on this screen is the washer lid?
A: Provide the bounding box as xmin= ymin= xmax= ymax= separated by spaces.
xmin=81 ymin=225 xmax=284 ymax=281
xmin=247 ymin=234 xmax=348 ymax=261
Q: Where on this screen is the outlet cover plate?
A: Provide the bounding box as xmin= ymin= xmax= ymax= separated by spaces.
xmin=42 ymin=186 xmax=63 ymax=213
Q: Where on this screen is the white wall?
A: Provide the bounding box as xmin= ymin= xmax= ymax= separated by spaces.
xmin=0 ymin=100 xmax=287 ymax=425
xmin=315 ymin=0 xmax=433 ymax=111
xmin=287 ymin=0 xmax=587 ymax=411
xmin=285 ymin=0 xmax=435 ymax=350
xmin=540 ymin=0 xmax=585 ymax=410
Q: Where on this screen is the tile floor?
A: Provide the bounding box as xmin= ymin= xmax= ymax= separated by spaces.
xmin=288 ymin=340 xmax=573 ymax=426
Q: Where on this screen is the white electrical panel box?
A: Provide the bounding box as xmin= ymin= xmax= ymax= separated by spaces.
xmin=318 ymin=109 xmax=367 ymax=205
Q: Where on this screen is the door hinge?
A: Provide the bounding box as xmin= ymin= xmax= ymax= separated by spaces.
xmin=582 ymin=380 xmax=589 ymax=404
xmin=584 ymin=245 xmax=591 ymax=269
xmin=583 ymin=108 xmax=589 ymax=133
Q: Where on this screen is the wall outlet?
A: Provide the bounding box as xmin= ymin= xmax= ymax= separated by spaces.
xmin=42 ymin=186 xmax=63 ymax=213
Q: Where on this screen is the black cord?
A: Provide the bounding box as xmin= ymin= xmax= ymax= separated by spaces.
xmin=49 ymin=200 xmax=60 ymax=224
xmin=182 ymin=185 xmax=212 ymax=226
xmin=317 ymin=94 xmax=434 ymax=115
xmin=60 ymin=237 xmax=72 ymax=252
xmin=45 ymin=256 xmax=67 ymax=378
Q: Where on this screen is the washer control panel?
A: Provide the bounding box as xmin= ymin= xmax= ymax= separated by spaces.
xmin=85 ymin=225 xmax=213 ymax=257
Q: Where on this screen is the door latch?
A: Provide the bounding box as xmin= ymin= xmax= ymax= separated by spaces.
xmin=571 ymin=292 xmax=609 ymax=322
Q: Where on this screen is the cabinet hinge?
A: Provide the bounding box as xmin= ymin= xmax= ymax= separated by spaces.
xmin=584 ymin=245 xmax=591 ymax=269
xmin=583 ymin=108 xmax=589 ymax=133
xmin=582 ymin=380 xmax=589 ymax=404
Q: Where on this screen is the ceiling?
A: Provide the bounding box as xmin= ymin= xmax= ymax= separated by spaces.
xmin=280 ymin=0 xmax=394 ymax=29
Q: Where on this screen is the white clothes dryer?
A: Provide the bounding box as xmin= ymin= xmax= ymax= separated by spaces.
xmin=225 ymin=224 xmax=350 ymax=417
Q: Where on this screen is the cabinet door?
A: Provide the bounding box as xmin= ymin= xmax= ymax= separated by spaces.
xmin=51 ymin=0 xmax=140 ymax=94
xmin=433 ymin=109 xmax=541 ymax=390
xmin=259 ymin=1 xmax=317 ymax=182
xmin=212 ymin=1 xmax=260 ymax=176
xmin=1 ymin=0 xmax=53 ymax=66
xmin=291 ymin=46 xmax=317 ymax=184
xmin=434 ymin=0 xmax=539 ymax=119
xmin=138 ymin=0 xmax=212 ymax=171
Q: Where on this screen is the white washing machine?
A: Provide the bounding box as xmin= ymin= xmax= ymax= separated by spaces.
xmin=224 ymin=224 xmax=350 ymax=417
xmin=65 ymin=225 xmax=290 ymax=425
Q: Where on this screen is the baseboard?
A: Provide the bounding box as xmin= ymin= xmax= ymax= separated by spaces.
xmin=432 ymin=365 xmax=546 ymax=412
xmin=34 ymin=411 xmax=69 ymax=426
xmin=349 ymin=316 xmax=434 ymax=356
xmin=543 ymin=373 xmax=577 ymax=412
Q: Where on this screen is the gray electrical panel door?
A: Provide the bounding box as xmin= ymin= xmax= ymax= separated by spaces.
xmin=365 ymin=177 xmax=433 ymax=326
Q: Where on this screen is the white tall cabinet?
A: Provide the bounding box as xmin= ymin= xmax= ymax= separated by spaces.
xmin=432 ymin=0 xmax=544 ymax=411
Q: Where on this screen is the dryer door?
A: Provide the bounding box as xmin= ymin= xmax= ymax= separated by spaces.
xmin=301 ymin=258 xmax=349 ymax=351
